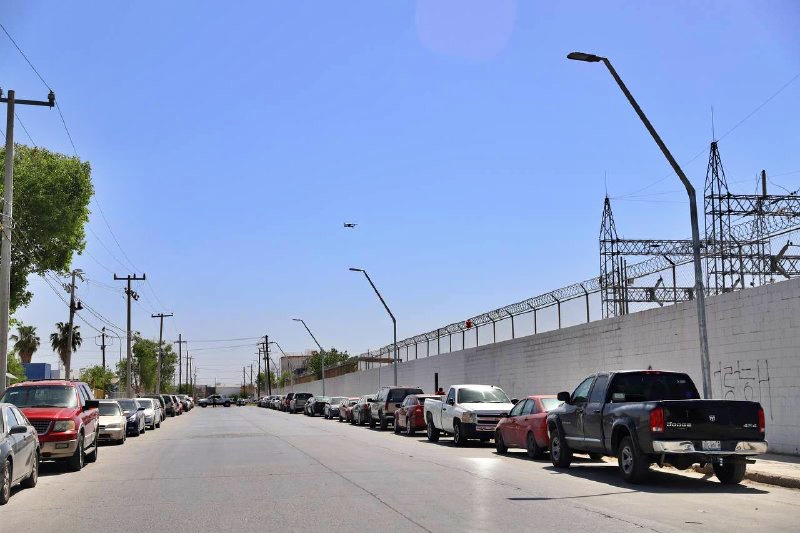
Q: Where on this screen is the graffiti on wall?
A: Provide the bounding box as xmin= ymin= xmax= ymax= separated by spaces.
xmin=713 ymin=359 xmax=773 ymax=419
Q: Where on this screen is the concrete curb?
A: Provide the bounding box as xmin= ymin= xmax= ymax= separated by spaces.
xmin=691 ymin=464 xmax=800 ymax=490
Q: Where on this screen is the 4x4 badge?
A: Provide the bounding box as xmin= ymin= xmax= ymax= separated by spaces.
xmin=709 ymin=415 xmax=716 ymax=422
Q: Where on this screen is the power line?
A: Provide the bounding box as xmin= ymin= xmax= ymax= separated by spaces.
xmin=0 ymin=22 xmax=52 ymax=89
xmin=14 ymin=112 xmax=35 ymax=146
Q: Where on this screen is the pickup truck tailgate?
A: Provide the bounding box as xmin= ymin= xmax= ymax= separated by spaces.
xmin=661 ymin=400 xmax=763 ymax=441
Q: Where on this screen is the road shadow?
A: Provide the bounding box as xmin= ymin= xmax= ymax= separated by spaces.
xmin=540 ymin=463 xmax=769 ymax=494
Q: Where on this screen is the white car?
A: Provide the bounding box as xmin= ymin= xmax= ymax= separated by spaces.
xmin=136 ymin=398 xmax=162 ymax=430
xmin=97 ymin=400 xmax=127 ymax=445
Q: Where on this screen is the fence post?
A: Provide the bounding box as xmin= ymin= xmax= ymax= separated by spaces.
xmin=553 ymin=295 xmax=562 ymax=329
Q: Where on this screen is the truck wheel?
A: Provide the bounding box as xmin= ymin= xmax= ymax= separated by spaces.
xmin=224 ymin=402 xmax=230 ymax=407
xmin=394 ymin=419 xmax=401 ymax=434
xmin=527 ymin=433 xmax=544 ymax=459
xmin=379 ymin=413 xmax=388 ymax=431
xmin=369 ymin=415 xmax=376 ymax=429
xmin=453 ymin=421 xmax=468 ymax=447
xmin=713 ymin=462 xmax=747 ymax=485
xmin=68 ymin=433 xmax=85 ymax=472
xmin=21 ymin=452 xmax=38 ymax=489
xmin=617 ymin=436 xmax=650 ymax=483
xmin=495 ymin=431 xmax=508 ymax=454
xmin=1 ymin=459 xmax=10 ymax=505
xmin=406 ymin=420 xmax=415 ymax=437
xmin=85 ymin=430 xmax=99 ymax=463
xmin=426 ymin=418 xmax=440 ymax=442
xmin=550 ymin=427 xmax=572 ymax=468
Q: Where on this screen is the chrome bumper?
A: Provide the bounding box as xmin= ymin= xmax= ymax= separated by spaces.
xmin=652 ymin=440 xmax=768 ymax=455
xmin=99 ymin=427 xmax=125 ymax=440
xmin=40 ymin=438 xmax=78 ymax=458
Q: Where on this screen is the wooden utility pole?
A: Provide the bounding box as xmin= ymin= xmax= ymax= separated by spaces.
xmin=175 ymin=334 xmax=187 ymax=393
xmin=64 ymin=269 xmax=84 ymax=379
xmin=114 ymin=274 xmax=146 ymax=396
xmin=151 ymin=313 xmax=173 ymax=394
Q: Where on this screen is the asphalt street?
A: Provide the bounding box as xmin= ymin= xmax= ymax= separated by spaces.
xmin=3 ymin=406 xmax=798 ymax=532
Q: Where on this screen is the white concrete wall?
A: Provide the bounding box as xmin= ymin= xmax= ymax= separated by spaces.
xmin=278 ymin=278 xmax=800 ymax=455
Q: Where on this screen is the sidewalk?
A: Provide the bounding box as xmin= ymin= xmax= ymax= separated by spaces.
xmin=692 ymin=453 xmax=800 ymax=489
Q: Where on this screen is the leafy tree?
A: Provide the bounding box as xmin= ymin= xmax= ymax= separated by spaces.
xmin=0 ymin=145 xmax=93 ymax=312
xmin=307 ymin=348 xmax=350 ymax=379
xmin=50 ymin=322 xmax=82 ymax=368
xmin=116 ymin=337 xmax=177 ymax=393
xmin=6 ymin=351 xmax=26 ymax=384
xmin=11 ymin=323 xmax=40 ymax=364
xmin=277 ymin=371 xmax=292 ymax=388
xmin=79 ymin=365 xmax=116 ymax=394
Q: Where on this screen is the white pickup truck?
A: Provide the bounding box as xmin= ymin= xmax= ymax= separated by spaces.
xmin=424 ymin=384 xmax=516 ymax=446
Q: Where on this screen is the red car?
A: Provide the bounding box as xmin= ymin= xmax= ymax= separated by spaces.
xmin=0 ymin=380 xmax=100 ymax=471
xmin=495 ymin=395 xmax=562 ymax=458
xmin=337 ymin=397 xmax=359 ymax=422
xmin=394 ymin=394 xmax=442 ymax=436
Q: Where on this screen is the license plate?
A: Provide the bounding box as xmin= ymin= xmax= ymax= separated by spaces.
xmin=702 ymin=440 xmax=721 ymax=451
xmin=477 ymin=425 xmax=495 ymax=432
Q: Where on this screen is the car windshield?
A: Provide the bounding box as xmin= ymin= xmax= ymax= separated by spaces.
xmin=388 ymin=388 xmax=424 ymax=402
xmin=99 ymin=402 xmax=122 ymax=416
xmin=329 ymin=397 xmax=345 ymax=403
xmin=608 ymin=373 xmax=700 ymax=402
xmin=138 ymin=399 xmax=153 ymax=408
xmin=315 ymin=396 xmax=330 ymax=403
xmin=118 ymin=400 xmax=138 ymax=411
xmin=457 ymin=388 xmax=510 ymax=404
xmin=540 ymin=398 xmax=563 ymax=412
xmin=0 ymin=385 xmax=78 ymax=408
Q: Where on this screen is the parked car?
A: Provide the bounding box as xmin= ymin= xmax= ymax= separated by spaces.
xmin=0 ymin=380 xmax=100 ymax=471
xmin=1 ymin=402 xmax=39 ymax=505
xmin=305 ymin=396 xmax=329 ymax=416
xmin=547 ymin=370 xmax=767 ymax=484
xmin=171 ymin=395 xmax=184 ymax=415
xmin=281 ymin=393 xmax=295 ymax=412
xmin=177 ymin=395 xmax=192 ymax=411
xmin=160 ymin=394 xmax=177 ymax=416
xmin=370 ymin=386 xmax=425 ymax=431
xmin=289 ymin=393 xmax=312 ymax=414
xmin=272 ymin=396 xmax=284 ymax=409
xmin=338 ymin=397 xmax=360 ymax=422
xmin=323 ymin=397 xmax=347 ymax=419
xmin=198 ymin=394 xmax=232 ymax=407
xmin=424 ymin=384 xmax=515 ymax=446
xmin=394 ymin=394 xmax=442 ymax=436
xmin=97 ymin=400 xmax=127 ymax=444
xmin=142 ymin=395 xmax=167 ymax=423
xmin=117 ymin=399 xmax=146 ymax=436
xmin=495 ymin=395 xmax=562 ymax=458
xmin=136 ymin=398 xmax=162 ymax=430
xmin=350 ymin=395 xmax=375 ymax=426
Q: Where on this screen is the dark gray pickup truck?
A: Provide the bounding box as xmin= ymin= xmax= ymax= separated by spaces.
xmin=546 ymin=370 xmax=767 ymax=484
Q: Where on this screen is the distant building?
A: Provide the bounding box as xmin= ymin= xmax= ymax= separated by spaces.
xmin=281 ymin=353 xmax=311 ymax=375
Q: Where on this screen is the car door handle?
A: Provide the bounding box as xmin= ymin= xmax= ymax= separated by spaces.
xmin=592 ymin=409 xmax=601 ymax=414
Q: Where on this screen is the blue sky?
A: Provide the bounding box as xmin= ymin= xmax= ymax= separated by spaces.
xmin=4 ymin=1 xmax=799 ymax=385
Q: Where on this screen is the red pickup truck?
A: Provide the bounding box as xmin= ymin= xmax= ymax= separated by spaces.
xmin=0 ymin=380 xmax=100 ymax=471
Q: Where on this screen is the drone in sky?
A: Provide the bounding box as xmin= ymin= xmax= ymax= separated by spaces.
xmin=343 ymin=222 xmax=357 ymax=228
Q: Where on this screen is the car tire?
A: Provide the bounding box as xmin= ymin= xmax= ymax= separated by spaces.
xmin=453 ymin=421 xmax=467 ymax=447
xmin=617 ymin=436 xmax=650 ymax=483
xmin=426 ymin=418 xmax=440 ymax=442
xmin=394 ymin=419 xmax=401 ymax=434
xmin=0 ymin=459 xmax=10 ymax=505
xmin=119 ymin=432 xmax=126 ymax=445
xmin=85 ymin=430 xmax=99 ymax=463
xmin=527 ymin=432 xmax=544 ymax=460
xmin=369 ymin=415 xmax=376 ymax=429
xmin=224 ymin=402 xmax=230 ymax=407
xmin=495 ymin=430 xmax=508 ymax=454
xmin=68 ymin=433 xmax=85 ymax=472
xmin=379 ymin=413 xmax=388 ymax=431
xmin=21 ymin=451 xmax=38 ymax=489
xmin=549 ymin=426 xmax=572 ymax=469
xmin=201 ymin=404 xmax=207 ymax=408
xmin=406 ymin=420 xmax=415 ymax=437
xmin=713 ymin=462 xmax=747 ymax=485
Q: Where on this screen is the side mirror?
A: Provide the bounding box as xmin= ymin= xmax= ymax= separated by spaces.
xmin=395 ymin=403 xmax=401 ymax=408
xmin=85 ymin=400 xmax=100 ymax=409
xmin=500 ymin=414 xmax=508 ymax=419
xmin=557 ymin=391 xmax=571 ymax=403
xmin=138 ymin=406 xmax=146 ymax=411
xmin=446 ymin=398 xmax=455 ymax=405
xmin=511 ymin=398 xmax=519 ymax=405
xmin=10 ymin=424 xmax=28 ymax=434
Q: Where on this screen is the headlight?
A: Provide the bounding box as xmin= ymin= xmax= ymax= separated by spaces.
xmin=52 ymin=420 xmax=76 ymax=432
xmin=461 ymin=412 xmax=477 ymax=424
xmin=106 ymin=423 xmax=121 ymax=429
xmin=128 ymin=414 xmax=137 ymax=422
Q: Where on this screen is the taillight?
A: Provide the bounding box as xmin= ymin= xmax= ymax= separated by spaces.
xmin=758 ymin=407 xmax=765 ymax=434
xmin=650 ymin=407 xmax=664 ymax=433
xmin=415 ymin=406 xmax=423 ymax=414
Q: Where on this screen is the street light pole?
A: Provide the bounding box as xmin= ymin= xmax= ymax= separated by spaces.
xmin=269 ymin=340 xmax=294 ymax=392
xmin=292 ymin=318 xmax=326 ymax=395
xmin=349 ymin=268 xmax=397 ymax=386
xmin=567 ymin=52 xmax=712 ymax=398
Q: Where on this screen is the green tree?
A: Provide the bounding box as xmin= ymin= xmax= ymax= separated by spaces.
xmin=6 ymin=351 xmax=26 ymax=384
xmin=79 ymin=365 xmax=116 ymax=394
xmin=116 ymin=337 xmax=178 ymax=393
xmin=307 ymin=348 xmax=350 ymax=379
xmin=50 ymin=322 xmax=82 ymax=368
xmin=277 ymin=371 xmax=291 ymax=388
xmin=10 ymin=323 xmax=40 ymax=364
xmin=0 ymin=145 xmax=93 ymax=312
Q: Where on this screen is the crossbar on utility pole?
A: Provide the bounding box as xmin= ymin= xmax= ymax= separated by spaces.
xmin=151 ymin=313 xmax=173 ymax=394
xmin=0 ymin=88 xmax=54 ymax=392
xmin=64 ymin=269 xmax=84 ymax=379
xmin=114 ymin=274 xmax=146 ymax=396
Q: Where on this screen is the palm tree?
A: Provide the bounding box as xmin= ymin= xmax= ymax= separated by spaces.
xmin=11 ymin=324 xmax=41 ymax=364
xmin=50 ymin=322 xmax=82 ymax=368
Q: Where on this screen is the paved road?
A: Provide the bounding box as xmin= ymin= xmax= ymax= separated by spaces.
xmin=3 ymin=406 xmax=798 ymax=532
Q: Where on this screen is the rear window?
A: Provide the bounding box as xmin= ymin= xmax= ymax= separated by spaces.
xmin=295 ymin=393 xmax=312 ymax=399
xmin=138 ymin=399 xmax=154 ymax=408
xmin=540 ymin=398 xmax=563 ymax=412
xmin=388 ymin=388 xmax=423 ymax=402
xmin=118 ymin=400 xmax=138 ymax=411
xmin=608 ymin=372 xmax=700 ymax=402
xmin=0 ymin=385 xmax=78 ymax=408
xmin=99 ymin=403 xmax=122 ymax=416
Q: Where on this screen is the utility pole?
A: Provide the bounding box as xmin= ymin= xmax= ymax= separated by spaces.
xmin=242 ymin=367 xmax=246 ymax=396
xmin=250 ymin=364 xmax=254 ymax=398
xmin=114 ymin=274 xmax=145 ymax=397
xmin=270 ymin=340 xmax=293 ymax=392
xmin=100 ymin=327 xmax=107 ymax=370
xmin=256 ymin=347 xmax=262 ymax=398
xmin=174 ymin=334 xmax=187 ymax=393
xmin=264 ymin=335 xmax=272 ymax=396
xmin=151 ymin=313 xmax=173 ymax=394
xmin=0 ymin=88 xmax=54 ymax=393
xmin=64 ymin=269 xmax=84 ymax=379
xmin=187 ymin=355 xmax=193 ymax=397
